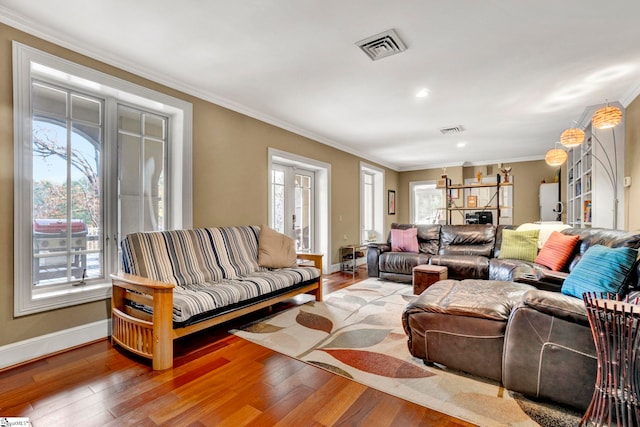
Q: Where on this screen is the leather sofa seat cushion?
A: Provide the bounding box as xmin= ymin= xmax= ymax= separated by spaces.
xmin=439 ymin=224 xmax=495 ymax=257
xmin=430 ymin=255 xmax=489 ymax=280
xmin=379 ymin=252 xmax=431 ymax=275
xmin=406 ymin=279 xmax=535 ymax=321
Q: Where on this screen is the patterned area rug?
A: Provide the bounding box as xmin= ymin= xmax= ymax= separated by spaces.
xmin=232 ymin=279 xmax=582 ymax=426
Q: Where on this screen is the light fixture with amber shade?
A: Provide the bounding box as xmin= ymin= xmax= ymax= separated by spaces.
xmin=544 ymin=145 xmax=568 ymax=167
xmin=560 ymin=127 xmax=585 ymax=148
xmin=592 ymin=103 xmax=622 ymax=129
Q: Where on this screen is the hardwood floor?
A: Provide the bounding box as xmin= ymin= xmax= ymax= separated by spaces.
xmin=0 ymin=268 xmax=476 ymax=427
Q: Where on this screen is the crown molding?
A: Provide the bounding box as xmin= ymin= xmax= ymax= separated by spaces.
xmin=0 ymin=9 xmax=399 ymax=172
xmin=396 ymin=154 xmax=546 ymax=172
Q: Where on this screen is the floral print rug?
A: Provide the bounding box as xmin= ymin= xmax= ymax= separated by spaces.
xmin=232 ymin=279 xmax=581 ymax=427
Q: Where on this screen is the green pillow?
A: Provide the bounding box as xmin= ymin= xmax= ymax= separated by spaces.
xmin=561 ymin=245 xmax=638 ymax=298
xmin=498 ymin=229 xmax=539 ymax=262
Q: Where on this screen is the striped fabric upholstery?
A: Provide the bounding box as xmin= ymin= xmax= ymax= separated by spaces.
xmin=205 ymin=226 xmax=266 ymax=278
xmin=121 ymin=226 xmax=320 ymax=324
xmin=122 ymin=228 xmax=226 ymax=286
xmin=173 ymin=267 xmax=319 ymax=324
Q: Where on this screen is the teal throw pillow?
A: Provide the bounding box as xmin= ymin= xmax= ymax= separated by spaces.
xmin=498 ymin=229 xmax=539 ymax=262
xmin=561 ymin=245 xmax=638 ymax=298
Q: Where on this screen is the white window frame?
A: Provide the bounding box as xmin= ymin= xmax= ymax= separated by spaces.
xmin=360 ymin=162 xmax=384 ymax=243
xmin=409 ymin=180 xmax=443 ymax=224
xmin=13 ymin=42 xmax=193 ymax=316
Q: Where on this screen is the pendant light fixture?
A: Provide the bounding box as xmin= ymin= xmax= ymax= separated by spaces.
xmin=592 ymin=102 xmax=622 ymax=129
xmin=544 ymin=143 xmax=568 ymax=167
xmin=560 ymin=127 xmax=585 ymax=148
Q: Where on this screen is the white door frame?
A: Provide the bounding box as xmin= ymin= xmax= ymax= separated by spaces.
xmin=268 ymin=148 xmax=330 ymax=274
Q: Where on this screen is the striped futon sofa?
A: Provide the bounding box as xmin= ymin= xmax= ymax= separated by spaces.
xmin=111 ymin=225 xmax=322 ymax=369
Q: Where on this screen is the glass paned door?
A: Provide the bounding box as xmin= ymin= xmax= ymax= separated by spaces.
xmin=271 ymin=164 xmax=314 ymax=252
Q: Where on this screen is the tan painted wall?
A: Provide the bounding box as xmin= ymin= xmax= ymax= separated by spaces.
xmin=0 ymin=23 xmax=396 ymax=346
xmin=625 ymin=96 xmax=640 ymax=231
xmin=397 ymin=161 xmax=558 ymax=226
xmin=2 ymin=21 xmax=639 ymax=350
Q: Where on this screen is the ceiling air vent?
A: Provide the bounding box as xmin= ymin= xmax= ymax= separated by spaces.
xmin=356 ymin=29 xmax=407 ymax=61
xmin=440 ymin=125 xmax=465 ymax=135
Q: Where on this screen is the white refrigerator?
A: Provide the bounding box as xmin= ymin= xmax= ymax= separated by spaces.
xmin=539 ymin=182 xmax=562 ymax=221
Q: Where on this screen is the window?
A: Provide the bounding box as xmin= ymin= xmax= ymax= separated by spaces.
xmin=13 ymin=42 xmax=192 ymax=316
xmin=118 ymin=105 xmax=168 ymax=238
xmin=360 ymin=163 xmax=384 ymax=243
xmin=410 ymin=181 xmax=443 ymax=224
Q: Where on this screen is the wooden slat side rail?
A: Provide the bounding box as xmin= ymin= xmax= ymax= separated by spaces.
xmin=111 ymin=273 xmax=175 ymax=370
xmin=111 ymin=307 xmax=154 ymax=359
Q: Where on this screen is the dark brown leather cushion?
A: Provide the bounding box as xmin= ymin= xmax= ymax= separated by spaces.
xmin=379 ymin=252 xmax=431 ymax=275
xmin=521 ymin=289 xmax=589 ymax=325
xmin=405 ymin=279 xmax=535 ymax=321
xmin=429 ymin=255 xmax=489 ymax=279
xmin=561 ymin=228 xmax=640 ymax=272
xmin=439 ymin=224 xmax=495 ymax=257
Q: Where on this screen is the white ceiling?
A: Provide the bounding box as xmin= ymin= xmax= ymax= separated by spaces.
xmin=2 ymin=1 xmax=640 ymax=171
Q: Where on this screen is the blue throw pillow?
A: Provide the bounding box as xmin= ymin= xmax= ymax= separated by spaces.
xmin=561 ymin=245 xmax=638 ymax=298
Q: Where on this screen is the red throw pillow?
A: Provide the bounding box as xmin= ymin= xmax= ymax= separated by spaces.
xmin=391 ymin=228 xmax=419 ymax=253
xmin=534 ymin=231 xmax=580 ymax=271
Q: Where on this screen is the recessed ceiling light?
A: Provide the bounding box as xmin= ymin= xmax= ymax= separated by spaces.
xmin=416 ymin=88 xmax=430 ymax=98
xmin=456 ymin=142 xmax=467 ymax=148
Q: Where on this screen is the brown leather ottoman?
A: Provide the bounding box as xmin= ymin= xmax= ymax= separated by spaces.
xmin=402 ymin=279 xmax=535 ymax=381
xmin=412 ymin=264 xmax=447 ymax=295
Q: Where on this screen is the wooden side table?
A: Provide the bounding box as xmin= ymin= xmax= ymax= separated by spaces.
xmin=581 ymin=293 xmax=640 ymax=427
xmin=412 ymin=265 xmax=447 ymax=295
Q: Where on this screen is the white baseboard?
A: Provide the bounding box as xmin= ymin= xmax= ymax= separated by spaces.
xmin=330 ymin=258 xmax=367 ymax=274
xmin=0 ymin=319 xmax=111 ymax=370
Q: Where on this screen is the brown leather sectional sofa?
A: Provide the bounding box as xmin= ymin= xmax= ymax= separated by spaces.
xmin=367 ymin=223 xmax=498 ymax=282
xmin=370 ymin=223 xmax=640 ymax=410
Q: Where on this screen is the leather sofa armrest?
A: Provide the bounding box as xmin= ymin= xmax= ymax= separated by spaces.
xmin=538 ymin=269 xmax=568 ymax=283
xmin=512 ymin=266 xmax=567 ymax=292
xmin=368 ymin=242 xmax=391 ymax=252
xmin=521 ymin=289 xmax=589 ymax=326
xmin=366 ymin=243 xmax=390 ymax=277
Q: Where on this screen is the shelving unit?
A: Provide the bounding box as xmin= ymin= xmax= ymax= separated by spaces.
xmin=443 ymin=174 xmax=513 ymax=225
xmin=340 ymin=244 xmax=367 ymax=277
xmin=566 ymin=119 xmax=624 ymax=229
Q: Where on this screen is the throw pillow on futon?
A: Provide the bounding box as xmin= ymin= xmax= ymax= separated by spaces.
xmin=390 ymin=227 xmax=419 ymax=253
xmin=534 ymin=231 xmax=580 ymax=271
xmin=258 ymin=225 xmax=298 ymax=269
xmin=561 ymin=245 xmax=639 ymax=298
xmin=498 ymin=229 xmax=539 ymax=262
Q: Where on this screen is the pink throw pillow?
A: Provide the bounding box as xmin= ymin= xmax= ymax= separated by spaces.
xmin=391 ymin=228 xmax=419 ymax=253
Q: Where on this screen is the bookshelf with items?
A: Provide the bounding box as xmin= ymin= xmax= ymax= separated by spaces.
xmin=566 ymin=127 xmax=592 ymax=227
xmin=565 ymin=119 xmax=623 ymax=229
